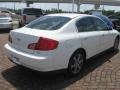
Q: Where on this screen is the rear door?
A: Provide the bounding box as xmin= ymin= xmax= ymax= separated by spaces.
xmin=76 ymin=17 xmax=101 ymax=58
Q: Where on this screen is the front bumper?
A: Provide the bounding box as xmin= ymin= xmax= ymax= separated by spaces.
xmin=4 ymin=44 xmax=55 ymax=72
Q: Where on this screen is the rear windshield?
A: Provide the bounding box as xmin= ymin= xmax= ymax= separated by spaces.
xmin=26 ymin=16 xmax=71 ymax=30
xmin=0 ymin=14 xmax=9 ymax=18
xmin=23 ymin=8 xmax=42 ymax=15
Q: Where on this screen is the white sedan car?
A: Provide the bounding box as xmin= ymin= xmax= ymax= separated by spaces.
xmin=0 ymin=13 xmax=13 ymax=29
xmin=4 ymin=14 xmax=120 ymax=75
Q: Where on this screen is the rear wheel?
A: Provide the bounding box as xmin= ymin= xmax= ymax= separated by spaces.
xmin=113 ymin=37 xmax=119 ymax=51
xmin=10 ymin=23 xmax=13 ymax=30
xmin=18 ymin=20 xmax=23 ymax=28
xmin=68 ymin=50 xmax=85 ymax=76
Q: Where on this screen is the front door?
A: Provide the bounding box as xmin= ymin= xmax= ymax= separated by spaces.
xmin=76 ymin=17 xmax=101 ymax=59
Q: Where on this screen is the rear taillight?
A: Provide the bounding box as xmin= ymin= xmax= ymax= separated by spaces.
xmin=28 ymin=37 xmax=59 ymax=51
xmin=23 ymin=15 xmax=26 ymax=21
xmin=8 ymin=34 xmax=12 ymax=43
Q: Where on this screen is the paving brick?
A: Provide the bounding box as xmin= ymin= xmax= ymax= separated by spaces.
xmin=0 ymin=33 xmax=120 ymax=90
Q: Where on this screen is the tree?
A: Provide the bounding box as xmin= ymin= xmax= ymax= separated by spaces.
xmin=102 ymin=10 xmax=115 ymax=16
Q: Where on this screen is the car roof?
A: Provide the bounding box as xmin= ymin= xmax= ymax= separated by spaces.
xmin=46 ymin=13 xmax=92 ymax=19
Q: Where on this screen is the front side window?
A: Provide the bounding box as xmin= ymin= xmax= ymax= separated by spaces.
xmin=93 ymin=18 xmax=108 ymax=31
xmin=26 ymin=16 xmax=71 ymax=30
xmin=76 ymin=17 xmax=95 ymax=32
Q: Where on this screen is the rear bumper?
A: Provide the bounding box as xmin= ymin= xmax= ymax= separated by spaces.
xmin=4 ymin=44 xmax=56 ymax=72
xmin=0 ymin=23 xmax=12 ymax=29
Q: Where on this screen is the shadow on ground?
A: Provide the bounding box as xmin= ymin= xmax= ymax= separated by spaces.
xmin=2 ymin=50 xmax=119 ymax=90
xmin=0 ymin=29 xmax=11 ymax=34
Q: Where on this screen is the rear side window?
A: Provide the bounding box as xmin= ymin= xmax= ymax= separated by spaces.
xmin=26 ymin=16 xmax=71 ymax=30
xmin=76 ymin=17 xmax=95 ymax=32
xmin=93 ymin=18 xmax=108 ymax=31
xmin=23 ymin=8 xmax=42 ymax=15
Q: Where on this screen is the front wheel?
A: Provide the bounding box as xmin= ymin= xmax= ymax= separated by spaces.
xmin=67 ymin=51 xmax=85 ymax=76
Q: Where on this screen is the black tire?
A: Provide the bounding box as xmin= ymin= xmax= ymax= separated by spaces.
xmin=67 ymin=50 xmax=85 ymax=76
xmin=10 ymin=23 xmax=13 ymax=30
xmin=19 ymin=21 xmax=23 ymax=28
xmin=8 ymin=27 xmax=13 ymax=31
xmin=113 ymin=37 xmax=119 ymax=51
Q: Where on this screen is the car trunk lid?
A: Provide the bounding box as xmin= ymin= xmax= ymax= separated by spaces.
xmin=9 ymin=27 xmax=56 ymax=54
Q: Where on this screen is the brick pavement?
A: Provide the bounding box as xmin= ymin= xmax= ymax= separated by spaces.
xmin=0 ymin=32 xmax=120 ymax=90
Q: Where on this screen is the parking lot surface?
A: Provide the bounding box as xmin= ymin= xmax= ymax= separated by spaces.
xmin=0 ymin=31 xmax=120 ymax=90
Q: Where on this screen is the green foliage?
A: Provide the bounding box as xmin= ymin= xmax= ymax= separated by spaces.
xmin=44 ymin=8 xmax=63 ymax=14
xmin=83 ymin=9 xmax=120 ymax=17
xmin=84 ymin=10 xmax=93 ymax=14
xmin=5 ymin=8 xmax=120 ymax=18
xmin=8 ymin=8 xmax=66 ymax=15
xmin=102 ymin=10 xmax=115 ymax=16
xmin=115 ymin=11 xmax=120 ymax=17
xmin=43 ymin=8 xmax=73 ymax=14
xmin=7 ymin=8 xmax=21 ymax=15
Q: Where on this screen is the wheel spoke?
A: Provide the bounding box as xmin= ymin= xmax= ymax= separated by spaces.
xmin=70 ymin=53 xmax=84 ymax=74
xmin=77 ymin=54 xmax=82 ymax=60
xmin=74 ymin=65 xmax=78 ymax=73
xmin=73 ymin=56 xmax=77 ymax=61
xmin=71 ymin=63 xmax=76 ymax=69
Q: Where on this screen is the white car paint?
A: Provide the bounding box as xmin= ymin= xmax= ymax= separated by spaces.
xmin=4 ymin=13 xmax=120 ymax=72
xmin=0 ymin=16 xmax=12 ymax=29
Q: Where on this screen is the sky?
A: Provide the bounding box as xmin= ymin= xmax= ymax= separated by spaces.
xmin=0 ymin=2 xmax=120 ymax=12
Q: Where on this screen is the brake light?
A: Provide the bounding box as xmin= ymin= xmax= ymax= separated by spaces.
xmin=28 ymin=37 xmax=59 ymax=51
